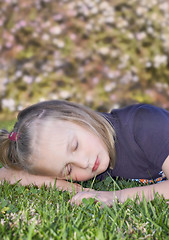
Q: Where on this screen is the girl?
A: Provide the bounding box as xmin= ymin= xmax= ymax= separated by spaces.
xmin=0 ymin=100 xmax=169 ymax=206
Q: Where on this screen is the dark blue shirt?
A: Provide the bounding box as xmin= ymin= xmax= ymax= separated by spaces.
xmin=98 ymin=104 xmax=169 ymax=181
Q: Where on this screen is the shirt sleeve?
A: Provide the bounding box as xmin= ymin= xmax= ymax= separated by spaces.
xmin=133 ymin=104 xmax=169 ymax=170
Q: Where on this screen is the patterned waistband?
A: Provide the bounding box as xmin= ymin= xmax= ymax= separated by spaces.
xmin=132 ymin=176 xmax=167 ymax=184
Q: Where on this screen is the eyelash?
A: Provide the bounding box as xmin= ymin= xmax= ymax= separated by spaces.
xmin=73 ymin=141 xmax=78 ymax=152
xmin=65 ymin=140 xmax=78 ymax=176
xmin=67 ymin=164 xmax=72 ymax=175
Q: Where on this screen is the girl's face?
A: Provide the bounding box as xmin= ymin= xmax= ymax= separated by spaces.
xmin=31 ymin=119 xmax=110 ymax=181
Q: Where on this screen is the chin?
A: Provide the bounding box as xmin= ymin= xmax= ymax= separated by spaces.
xmin=102 ymin=160 xmax=109 ymax=171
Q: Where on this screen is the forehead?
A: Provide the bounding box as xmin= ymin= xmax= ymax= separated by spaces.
xmin=30 ymin=119 xmax=75 ymax=174
xmin=34 ymin=118 xmax=76 ymax=139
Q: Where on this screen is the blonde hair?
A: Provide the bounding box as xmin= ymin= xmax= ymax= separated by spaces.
xmin=0 ymin=100 xmax=116 ymax=173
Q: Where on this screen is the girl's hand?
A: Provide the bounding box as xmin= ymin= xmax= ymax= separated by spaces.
xmin=70 ymin=190 xmax=118 ymax=207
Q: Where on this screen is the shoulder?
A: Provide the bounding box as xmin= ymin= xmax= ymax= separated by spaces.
xmin=110 ymin=103 xmax=169 ymax=123
xmin=134 ymin=103 xmax=168 ymax=115
xmin=111 ymin=103 xmax=167 ymax=116
xmin=105 ymin=103 xmax=169 ymax=130
xmin=109 ymin=103 xmax=159 ymax=125
xmin=132 ymin=104 xmax=169 ymax=168
xmin=133 ymin=104 xmax=169 ymax=147
xmin=133 ymin=104 xmax=169 ymax=127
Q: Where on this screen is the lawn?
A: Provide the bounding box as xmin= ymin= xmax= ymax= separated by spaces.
xmin=0 ymin=120 xmax=169 ymax=239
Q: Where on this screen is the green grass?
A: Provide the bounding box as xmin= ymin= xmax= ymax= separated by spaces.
xmin=0 ymin=119 xmax=15 ymax=132
xmin=1 ymin=121 xmax=169 ymax=239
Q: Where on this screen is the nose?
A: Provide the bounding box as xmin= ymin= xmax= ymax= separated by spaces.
xmin=72 ymin=155 xmax=89 ymax=169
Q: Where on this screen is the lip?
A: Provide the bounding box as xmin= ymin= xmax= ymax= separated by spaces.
xmin=92 ymin=156 xmax=100 ymax=172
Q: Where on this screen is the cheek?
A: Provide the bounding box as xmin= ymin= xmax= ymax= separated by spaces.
xmin=72 ymin=171 xmax=93 ymax=181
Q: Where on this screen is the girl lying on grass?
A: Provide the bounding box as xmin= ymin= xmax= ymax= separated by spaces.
xmin=0 ymin=100 xmax=169 ymax=206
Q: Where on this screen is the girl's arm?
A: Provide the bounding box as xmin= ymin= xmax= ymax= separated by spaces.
xmin=120 ymin=155 xmax=169 ymax=202
xmin=118 ymin=179 xmax=169 ymax=202
xmin=70 ymin=179 xmax=169 ymax=206
xmin=70 ymin=156 xmax=169 ymax=206
xmin=0 ymin=167 xmax=82 ymax=193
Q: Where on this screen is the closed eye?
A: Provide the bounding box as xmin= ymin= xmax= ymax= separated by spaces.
xmin=72 ymin=140 xmax=78 ymax=152
xmin=66 ymin=164 xmax=72 ymax=176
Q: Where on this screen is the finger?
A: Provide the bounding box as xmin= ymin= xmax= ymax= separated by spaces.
xmin=84 ymin=188 xmax=95 ymax=192
xmin=70 ymin=191 xmax=97 ymax=205
xmin=70 ymin=196 xmax=83 ymax=205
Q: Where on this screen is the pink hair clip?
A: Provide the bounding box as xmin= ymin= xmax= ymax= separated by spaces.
xmin=8 ymin=132 xmax=20 ymax=142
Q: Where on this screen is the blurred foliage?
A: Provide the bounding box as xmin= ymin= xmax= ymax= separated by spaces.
xmin=0 ymin=0 xmax=169 ymax=114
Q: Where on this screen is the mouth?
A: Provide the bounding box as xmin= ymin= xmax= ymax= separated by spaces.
xmin=92 ymin=156 xmax=100 ymax=172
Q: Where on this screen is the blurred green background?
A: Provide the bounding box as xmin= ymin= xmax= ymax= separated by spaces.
xmin=0 ymin=0 xmax=169 ymax=117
